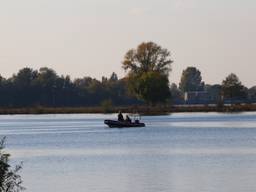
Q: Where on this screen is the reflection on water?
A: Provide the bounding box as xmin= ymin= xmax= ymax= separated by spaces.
xmin=1 ymin=112 xmax=256 ymax=192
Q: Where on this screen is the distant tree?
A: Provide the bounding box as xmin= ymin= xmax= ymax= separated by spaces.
xmin=109 ymin=72 xmax=118 ymax=82
xmin=170 ymin=83 xmax=183 ymax=103
xmin=36 ymin=67 xmax=59 ymax=106
xmin=0 ymin=76 xmax=7 ymax=106
xmin=0 ymin=67 xmax=141 ymax=107
xmin=74 ymin=77 xmax=98 ymax=89
xmin=0 ymin=137 xmax=24 ymax=192
xmin=54 ymin=75 xmax=77 ymax=106
xmin=37 ymin=67 xmax=58 ymax=88
xmin=122 ymin=42 xmax=172 ymax=104
xmin=248 ymin=86 xmax=256 ymax=100
xmin=13 ymin=68 xmax=38 ymax=88
xmin=221 ymin=73 xmax=248 ymax=99
xmin=128 ymin=71 xmax=171 ymax=105
xmin=179 ymin=67 xmax=204 ymax=92
xmin=101 ymin=76 xmax=108 ymax=83
xmin=12 ymin=68 xmax=38 ymax=106
xmin=0 ymin=77 xmax=14 ymax=107
xmin=205 ymin=84 xmax=222 ymax=102
xmin=122 ymin=42 xmax=173 ymax=75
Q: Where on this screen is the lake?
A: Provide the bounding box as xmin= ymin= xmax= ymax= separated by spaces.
xmin=1 ymin=112 xmax=256 ymax=192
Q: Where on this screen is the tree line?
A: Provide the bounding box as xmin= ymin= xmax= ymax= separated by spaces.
xmin=172 ymin=66 xmax=255 ymax=104
xmin=0 ymin=68 xmax=139 ymax=107
xmin=0 ymin=42 xmax=255 ymax=107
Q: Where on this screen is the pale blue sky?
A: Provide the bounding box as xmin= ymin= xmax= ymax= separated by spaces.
xmin=0 ymin=0 xmax=255 ymax=86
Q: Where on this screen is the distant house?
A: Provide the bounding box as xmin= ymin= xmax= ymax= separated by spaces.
xmin=184 ymin=91 xmax=210 ymax=104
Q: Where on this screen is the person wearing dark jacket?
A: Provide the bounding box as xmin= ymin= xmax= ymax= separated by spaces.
xmin=118 ymin=111 xmax=124 ymax=121
xmin=125 ymin=115 xmax=131 ymax=123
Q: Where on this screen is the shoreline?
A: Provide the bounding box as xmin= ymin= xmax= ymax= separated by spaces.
xmin=0 ymin=104 xmax=256 ymax=115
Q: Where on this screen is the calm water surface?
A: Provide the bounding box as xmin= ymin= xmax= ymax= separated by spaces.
xmin=1 ymin=112 xmax=256 ymax=192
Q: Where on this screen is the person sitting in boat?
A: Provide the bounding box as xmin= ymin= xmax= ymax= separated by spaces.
xmin=125 ymin=115 xmax=131 ymax=123
xmin=118 ymin=111 xmax=124 ymax=121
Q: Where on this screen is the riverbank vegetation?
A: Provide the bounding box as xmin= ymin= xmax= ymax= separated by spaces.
xmin=0 ymin=104 xmax=255 ymax=115
xmin=0 ymin=137 xmax=24 ymax=192
xmin=0 ymin=42 xmax=255 ymax=114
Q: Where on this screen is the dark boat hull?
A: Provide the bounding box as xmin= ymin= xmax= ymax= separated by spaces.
xmin=104 ymin=120 xmax=145 ymax=128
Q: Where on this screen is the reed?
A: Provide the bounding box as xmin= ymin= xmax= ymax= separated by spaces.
xmin=0 ymin=104 xmax=255 ymax=115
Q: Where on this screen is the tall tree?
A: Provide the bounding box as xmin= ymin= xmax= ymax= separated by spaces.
xmin=122 ymin=42 xmax=172 ymax=104
xmin=109 ymin=72 xmax=118 ymax=82
xmin=170 ymin=83 xmax=183 ymax=103
xmin=122 ymin=42 xmax=173 ymax=75
xmin=221 ymin=73 xmax=248 ymax=99
xmin=37 ymin=67 xmax=58 ymax=89
xmin=179 ymin=67 xmax=204 ymax=92
xmin=13 ymin=68 xmax=38 ymax=88
xmin=12 ymin=68 xmax=38 ymax=106
xmin=128 ymin=72 xmax=171 ymax=104
xmin=36 ymin=67 xmax=58 ymax=106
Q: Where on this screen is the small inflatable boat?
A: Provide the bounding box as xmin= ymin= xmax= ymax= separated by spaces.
xmin=104 ymin=119 xmax=145 ymax=128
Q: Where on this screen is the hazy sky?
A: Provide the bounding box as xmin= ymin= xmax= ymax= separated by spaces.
xmin=0 ymin=0 xmax=255 ymax=86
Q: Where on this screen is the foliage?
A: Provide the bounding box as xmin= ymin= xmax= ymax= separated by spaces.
xmin=0 ymin=65 xmax=252 ymax=107
xmin=122 ymin=42 xmax=172 ymax=104
xmin=248 ymin=86 xmax=256 ymax=100
xmin=128 ymin=72 xmax=171 ymax=105
xmin=0 ymin=68 xmax=139 ymax=107
xmin=205 ymin=84 xmax=222 ymax=102
xmin=109 ymin=72 xmax=118 ymax=82
xmin=179 ymin=67 xmax=205 ymax=92
xmin=0 ymin=137 xmax=24 ymax=192
xmin=170 ymin=83 xmax=183 ymax=103
xmin=101 ymin=99 xmax=113 ymax=113
xmin=122 ymin=42 xmax=173 ymax=76
xmin=221 ymin=73 xmax=248 ymax=99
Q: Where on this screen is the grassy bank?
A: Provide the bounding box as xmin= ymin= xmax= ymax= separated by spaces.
xmin=0 ymin=104 xmax=256 ymax=115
